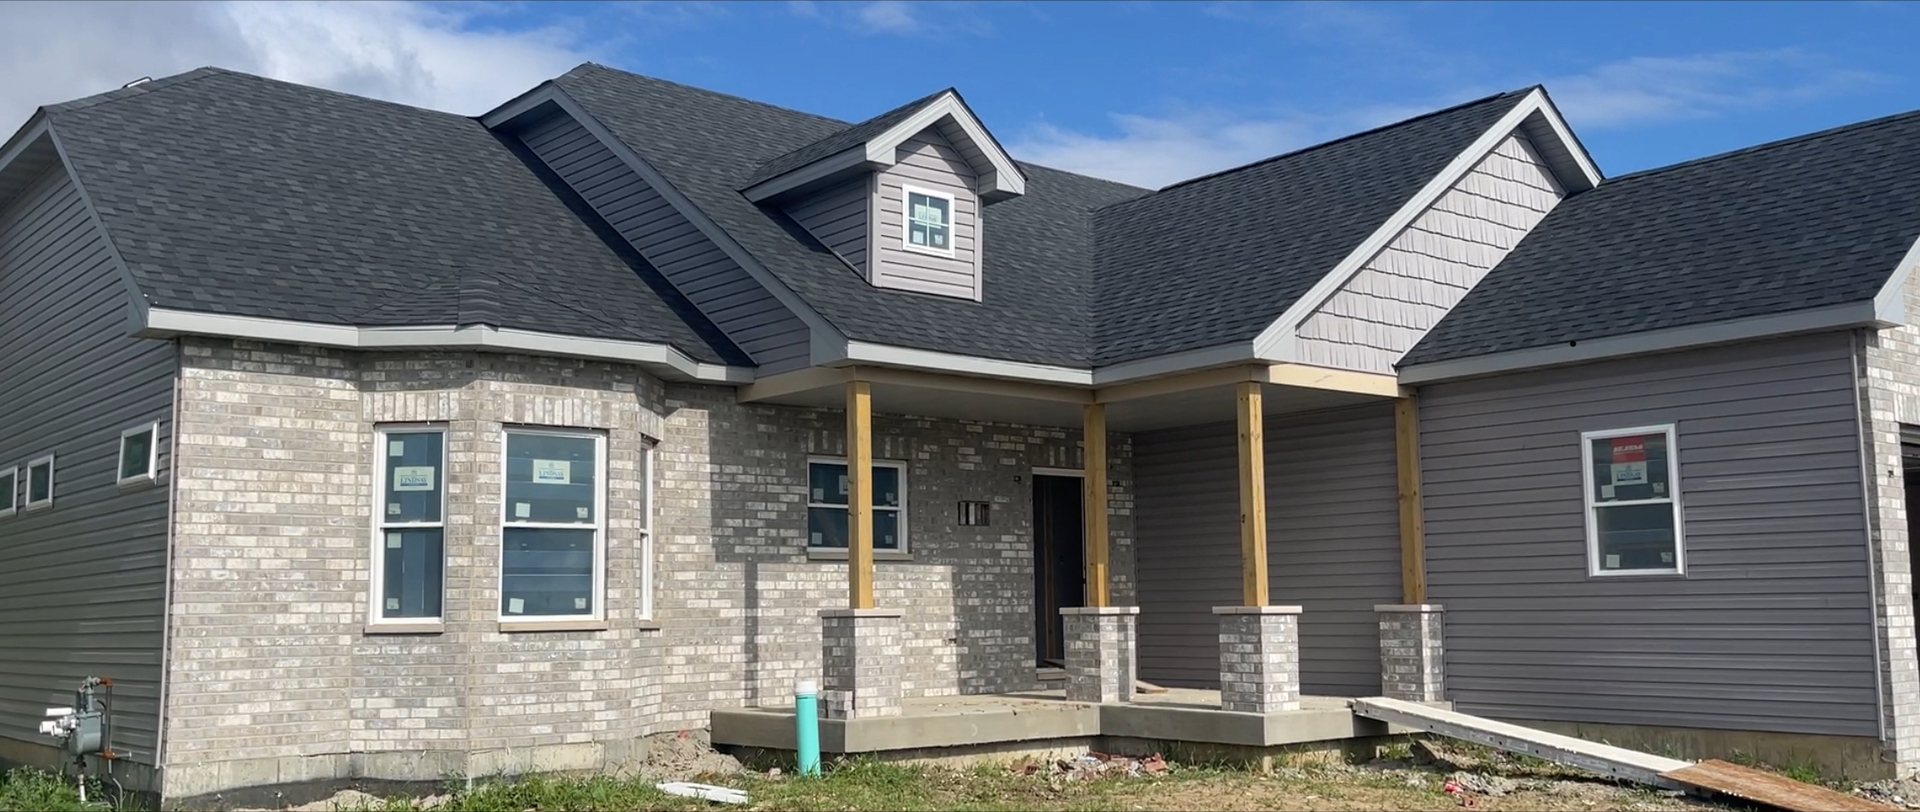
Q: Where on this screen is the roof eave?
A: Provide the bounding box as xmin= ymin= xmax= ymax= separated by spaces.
xmin=139 ymin=307 xmax=754 ymax=383
xmin=740 ymin=146 xmax=879 ymax=203
xmin=1396 ymin=301 xmax=1893 ymax=386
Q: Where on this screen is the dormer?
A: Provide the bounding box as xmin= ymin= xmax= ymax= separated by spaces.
xmin=742 ymin=89 xmax=1025 ymax=302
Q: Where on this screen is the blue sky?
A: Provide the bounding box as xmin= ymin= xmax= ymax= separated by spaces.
xmin=3 ymin=1 xmax=1916 ymax=187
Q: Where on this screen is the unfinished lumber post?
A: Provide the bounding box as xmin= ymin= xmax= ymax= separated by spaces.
xmin=1084 ymin=403 xmax=1111 ymax=608
xmin=846 ymin=379 xmax=873 ymax=610
xmin=1236 ymin=380 xmax=1269 ymax=607
xmin=1394 ymin=395 xmax=1427 ymax=605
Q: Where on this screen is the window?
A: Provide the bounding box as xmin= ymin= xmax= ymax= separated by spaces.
xmin=373 ymin=427 xmax=446 ymax=622
xmin=903 ymin=186 xmax=954 ymax=256
xmin=118 ymin=423 xmax=158 ymax=485
xmin=0 ymin=467 xmax=14 ymax=518
xmin=638 ymin=441 xmax=656 ymax=620
xmin=1582 ymin=425 xmax=1684 ymax=576
xmin=501 ymin=428 xmax=605 ymax=619
xmin=807 ymin=457 xmax=905 ymax=552
xmin=25 ymin=455 xmax=52 ymax=511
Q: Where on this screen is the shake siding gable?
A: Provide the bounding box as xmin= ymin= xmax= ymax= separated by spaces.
xmin=1419 ymin=333 xmax=1880 ymax=737
xmin=873 ymin=128 xmax=981 ymax=300
xmin=1296 ymin=133 xmax=1563 ymax=373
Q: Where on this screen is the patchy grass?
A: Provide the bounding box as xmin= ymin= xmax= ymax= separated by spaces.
xmin=0 ymin=767 xmax=138 ymax=812
xmin=314 ymin=758 xmax=1737 ymax=812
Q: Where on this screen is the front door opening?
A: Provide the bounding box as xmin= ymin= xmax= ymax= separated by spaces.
xmin=1033 ymin=473 xmax=1086 ymax=666
xmin=1905 ymin=439 xmax=1920 ymax=660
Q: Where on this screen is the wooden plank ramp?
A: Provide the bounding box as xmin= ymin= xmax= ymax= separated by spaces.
xmin=1661 ymin=760 xmax=1898 ymax=812
xmin=1352 ymin=697 xmax=1691 ymax=788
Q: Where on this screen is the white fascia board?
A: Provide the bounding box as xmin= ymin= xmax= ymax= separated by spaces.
xmin=1528 ymin=92 xmax=1604 ymax=192
xmin=141 ymin=308 xmax=752 ymax=383
xmin=740 ymin=147 xmax=877 ymax=202
xmin=1396 ymin=302 xmax=1888 ymax=385
xmin=1873 ymin=234 xmax=1920 ymax=325
xmin=866 ymin=93 xmax=1026 ymax=198
xmin=839 ymin=341 xmax=1091 ymax=385
xmin=1252 ymin=89 xmax=1551 ymax=361
xmin=498 ymin=87 xmax=849 ymax=360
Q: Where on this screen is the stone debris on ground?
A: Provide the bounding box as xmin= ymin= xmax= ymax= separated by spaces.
xmin=282 ymin=789 xmax=451 ymax=811
xmin=1010 ymin=751 xmax=1170 ymax=781
xmin=637 ymin=729 xmax=744 ymax=780
xmin=1859 ymin=777 xmax=1920 ymax=809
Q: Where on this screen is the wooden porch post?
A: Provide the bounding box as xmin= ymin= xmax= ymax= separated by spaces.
xmin=1394 ymin=396 xmax=1427 ymax=605
xmin=1236 ymin=380 xmax=1270 ymax=606
xmin=847 ymin=379 xmax=875 ymax=609
xmin=1083 ymin=403 xmax=1111 ymax=607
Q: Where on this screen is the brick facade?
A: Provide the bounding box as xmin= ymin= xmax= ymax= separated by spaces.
xmin=1858 ymin=269 xmax=1920 ymax=773
xmin=1376 ymin=604 xmax=1444 ymax=703
xmin=1214 ymin=606 xmax=1302 ymax=714
xmin=162 ymin=338 xmax=1136 ymax=794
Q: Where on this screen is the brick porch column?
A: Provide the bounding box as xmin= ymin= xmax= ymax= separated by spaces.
xmin=1061 ymin=606 xmax=1138 ymax=703
xmin=1215 ymin=605 xmax=1302 ymax=713
xmin=819 ymin=608 xmax=904 ymax=719
xmin=1377 ymin=604 xmax=1445 ymax=702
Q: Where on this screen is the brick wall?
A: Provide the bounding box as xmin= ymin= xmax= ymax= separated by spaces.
xmin=165 ymin=338 xmax=1135 ymax=772
xmin=1859 ymin=269 xmax=1920 ymax=771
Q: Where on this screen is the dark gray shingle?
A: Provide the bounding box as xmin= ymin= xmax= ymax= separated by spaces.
xmin=1093 ymin=90 xmax=1531 ymax=365
xmin=1402 ymin=107 xmax=1920 ymax=367
xmin=46 ymin=68 xmax=743 ymax=364
xmin=742 ymin=88 xmax=952 ymax=188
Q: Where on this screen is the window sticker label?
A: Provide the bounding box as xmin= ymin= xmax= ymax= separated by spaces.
xmin=514 ymin=502 xmax=531 ymax=519
xmin=574 ymin=597 xmax=587 ymax=610
xmin=1600 ymin=484 xmax=1615 ymax=500
xmin=389 ymin=440 xmax=406 ymax=457
xmin=1604 ymin=554 xmax=1621 ymax=569
xmin=388 ymin=503 xmax=402 ymax=515
xmin=507 ymin=598 xmax=525 ymax=614
xmin=387 ymin=533 xmax=403 ymax=549
xmin=392 ymin=466 xmax=435 ymax=492
xmin=1609 ymin=437 xmax=1648 ymax=487
xmin=386 ymin=598 xmax=400 ymax=610
xmin=576 ymin=506 xmax=590 ymax=520
xmin=532 ymin=459 xmax=571 ymax=485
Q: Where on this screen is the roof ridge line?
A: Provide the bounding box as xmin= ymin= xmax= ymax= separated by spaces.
xmin=1601 ymin=104 xmax=1920 ymax=185
xmin=569 ymin=62 xmax=852 ymax=127
xmin=1143 ymin=86 xmax=1538 ymax=196
xmin=42 ymin=67 xmax=230 ymax=114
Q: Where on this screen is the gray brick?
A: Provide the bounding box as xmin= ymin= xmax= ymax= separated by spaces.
xmin=1061 ymin=607 xmax=1138 ymax=703
xmin=1214 ymin=606 xmax=1302 ymax=713
xmin=1375 ymin=604 xmax=1444 ymax=703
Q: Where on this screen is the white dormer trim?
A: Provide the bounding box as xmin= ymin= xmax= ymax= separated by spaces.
xmin=743 ymin=91 xmax=1025 ymax=203
xmin=1253 ymin=87 xmax=1602 ymax=362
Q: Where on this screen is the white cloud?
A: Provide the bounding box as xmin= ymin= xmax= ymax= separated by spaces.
xmin=855 ymin=0 xmax=920 ymax=34
xmin=1008 ymin=104 xmax=1424 ymax=189
xmin=1545 ymin=49 xmax=1882 ymax=128
xmin=0 ymin=0 xmax=599 ymax=134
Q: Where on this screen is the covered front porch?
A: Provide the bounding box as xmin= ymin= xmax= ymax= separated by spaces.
xmin=711 ymin=360 xmax=1445 ymax=755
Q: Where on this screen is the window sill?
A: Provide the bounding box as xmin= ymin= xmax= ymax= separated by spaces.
xmin=499 ymin=619 xmax=610 ymax=633
xmin=116 ymin=475 xmax=159 ymax=491
xmin=365 ymin=622 xmax=445 ymax=635
xmin=23 ymin=503 xmax=50 ymax=513
xmin=807 ymin=548 xmax=914 ymax=562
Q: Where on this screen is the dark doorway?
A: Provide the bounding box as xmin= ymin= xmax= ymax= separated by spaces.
xmin=1033 ymin=473 xmax=1086 ymax=666
xmin=1904 ymin=439 xmax=1920 ymax=636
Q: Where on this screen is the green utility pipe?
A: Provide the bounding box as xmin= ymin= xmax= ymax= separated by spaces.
xmin=795 ymin=679 xmax=821 ymax=776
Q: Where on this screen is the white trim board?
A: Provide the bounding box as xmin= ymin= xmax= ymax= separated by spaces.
xmin=1397 ymin=301 xmax=1892 ymax=385
xmin=140 ymin=308 xmax=752 ymax=383
xmin=744 ymin=91 xmax=1027 ymax=203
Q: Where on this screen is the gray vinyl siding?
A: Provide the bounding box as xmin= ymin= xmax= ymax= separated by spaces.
xmin=515 ymin=113 xmax=812 ymax=371
xmin=0 ymin=165 xmax=174 ymax=765
xmin=873 ymin=128 xmax=981 ymax=301
xmin=786 ymin=176 xmax=868 ymax=276
xmin=1420 ymin=333 xmax=1879 ymax=737
xmin=1297 ymin=133 xmax=1562 ymax=373
xmin=1135 ymin=403 xmax=1400 ymax=695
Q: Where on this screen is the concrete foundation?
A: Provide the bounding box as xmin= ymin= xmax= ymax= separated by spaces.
xmin=1061 ymin=606 xmax=1139 ymax=703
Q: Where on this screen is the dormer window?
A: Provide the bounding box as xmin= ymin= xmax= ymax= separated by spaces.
xmin=904 ymin=186 xmax=954 ymax=256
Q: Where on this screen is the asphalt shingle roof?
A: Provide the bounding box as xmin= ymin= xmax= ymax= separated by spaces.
xmin=1402 ymin=107 xmax=1920 ymax=367
xmin=1093 ymin=90 xmax=1531 ymax=365
xmin=742 ymin=87 xmax=953 ymax=188
xmin=45 ymin=68 xmax=743 ymax=365
xmin=555 ymin=64 xmax=1148 ymax=366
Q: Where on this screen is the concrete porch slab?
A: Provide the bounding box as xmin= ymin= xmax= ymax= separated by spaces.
xmin=710 ymin=687 xmax=1436 ymax=754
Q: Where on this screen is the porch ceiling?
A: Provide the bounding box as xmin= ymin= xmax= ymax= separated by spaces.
xmin=745 ymin=379 xmax=1385 ymax=432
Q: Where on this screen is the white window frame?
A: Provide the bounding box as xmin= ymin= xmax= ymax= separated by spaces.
xmin=1581 ymin=424 xmax=1685 ymax=577
xmin=638 ymin=440 xmax=656 ymax=621
xmin=498 ymin=427 xmax=608 ymax=622
xmin=901 ymin=185 xmax=956 ymax=258
xmin=0 ymin=466 xmax=15 ymax=519
xmin=117 ymin=422 xmax=160 ymax=487
xmin=370 ymin=424 xmax=449 ymax=626
xmin=807 ymin=456 xmax=908 ymax=553
xmin=24 ymin=455 xmax=53 ymax=511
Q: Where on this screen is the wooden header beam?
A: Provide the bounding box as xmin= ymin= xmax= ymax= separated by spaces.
xmin=1395 ymin=396 xmax=1427 ymax=605
xmin=847 ymin=380 xmax=875 ymax=609
xmin=1237 ymin=381 xmax=1270 ymax=606
xmin=1084 ymin=403 xmax=1111 ymax=607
